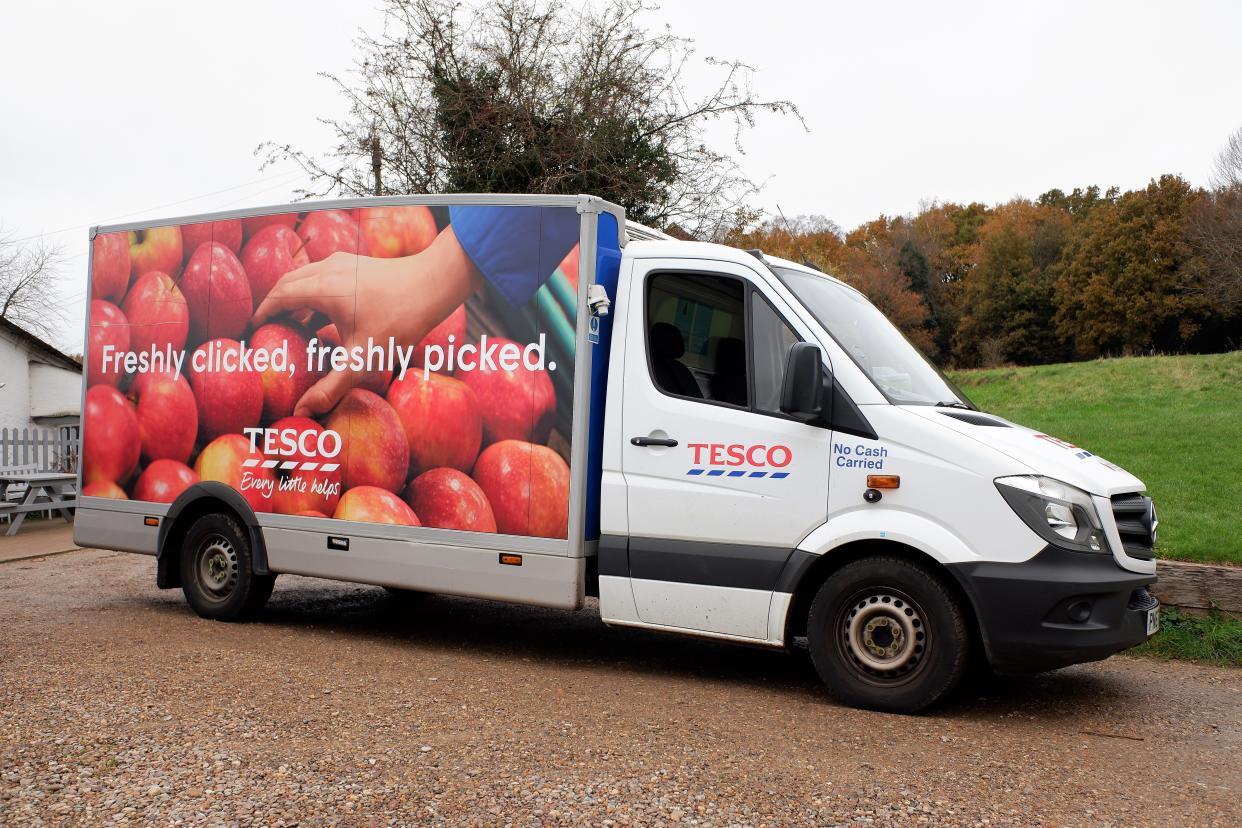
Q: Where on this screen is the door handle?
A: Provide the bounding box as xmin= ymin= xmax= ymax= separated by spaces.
xmin=631 ymin=436 xmax=678 ymax=448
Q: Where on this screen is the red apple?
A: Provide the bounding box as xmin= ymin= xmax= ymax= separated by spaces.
xmin=241 ymin=224 xmax=310 ymax=305
xmin=472 ymin=440 xmax=569 ymax=538
xmin=250 ymin=322 xmax=318 ymax=421
xmin=243 ymin=213 xmax=298 ymax=240
xmin=333 ymin=485 xmax=420 ymax=526
xmin=129 ymin=371 xmax=197 ymax=464
xmin=406 ymin=468 xmax=496 ymax=533
xmin=179 ymin=242 xmax=253 ymax=342
xmin=413 ymin=305 xmax=466 ymax=370
xmin=295 ymin=509 xmax=327 ymax=518
xmin=357 ymin=206 xmax=437 ymax=258
xmin=83 ymin=480 xmax=128 ymax=499
xmin=121 ymin=271 xmax=189 ymax=354
xmin=82 ymin=385 xmax=140 ymax=486
xmin=91 ymin=231 xmax=131 ymax=302
xmin=324 ymin=389 xmax=408 ymax=493
xmin=133 ymin=459 xmax=199 ymax=503
xmin=194 ymin=434 xmax=275 ymax=513
xmin=297 ymin=209 xmax=363 ymax=262
xmin=87 ymin=300 xmax=130 ymax=388
xmin=387 ymin=370 xmax=481 ymax=475
xmin=186 ymin=338 xmax=264 ymax=442
xmin=559 ymin=243 xmax=580 ymax=288
xmin=457 ymin=336 xmax=556 ymax=443
xmin=266 ymin=416 xmax=343 ymax=516
xmin=129 ymin=226 xmax=182 ymax=280
xmin=180 ymin=219 xmax=243 ymax=259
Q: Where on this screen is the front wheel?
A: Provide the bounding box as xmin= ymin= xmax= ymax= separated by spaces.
xmin=807 ymin=556 xmax=970 ymax=712
xmin=180 ymin=513 xmax=274 ymax=621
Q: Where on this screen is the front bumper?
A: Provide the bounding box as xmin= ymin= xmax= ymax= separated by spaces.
xmin=948 ymin=544 xmax=1158 ymax=673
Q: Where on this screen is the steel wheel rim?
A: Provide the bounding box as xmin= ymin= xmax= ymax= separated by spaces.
xmin=196 ymin=534 xmax=239 ymax=602
xmin=838 ymin=588 xmax=928 ymax=684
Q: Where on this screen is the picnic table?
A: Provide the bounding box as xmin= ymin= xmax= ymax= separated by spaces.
xmin=0 ymin=472 xmax=77 ymax=536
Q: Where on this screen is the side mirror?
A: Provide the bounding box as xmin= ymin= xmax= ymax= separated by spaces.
xmin=780 ymin=343 xmax=826 ymax=421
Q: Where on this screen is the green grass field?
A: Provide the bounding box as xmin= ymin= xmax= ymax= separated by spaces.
xmin=948 ymin=351 xmax=1242 ymax=565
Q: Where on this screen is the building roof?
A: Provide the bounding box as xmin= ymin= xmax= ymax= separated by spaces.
xmin=0 ymin=317 xmax=82 ymax=373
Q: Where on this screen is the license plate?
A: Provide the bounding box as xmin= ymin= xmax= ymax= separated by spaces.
xmin=1146 ymin=607 xmax=1160 ymax=636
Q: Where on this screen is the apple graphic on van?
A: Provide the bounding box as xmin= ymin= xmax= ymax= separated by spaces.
xmin=128 ymin=226 xmax=182 ymax=280
xmin=265 ymin=416 xmax=343 ymax=516
xmin=122 ymin=271 xmax=190 ymax=354
xmin=82 ymin=385 xmax=140 ymax=486
xmin=129 ymin=371 xmax=197 ymax=465
xmin=87 ymin=300 xmax=130 ymax=388
xmin=297 ymin=209 xmax=364 ymax=262
xmin=133 ymin=459 xmax=199 ymax=503
xmin=180 ymin=242 xmax=253 ymax=342
xmin=82 ymin=480 xmax=128 ymax=499
xmin=457 ymin=336 xmax=556 ymax=443
xmin=357 ymin=205 xmax=438 ymax=258
xmin=387 ymin=370 xmax=482 ymax=475
xmin=242 ymin=213 xmax=298 ymax=241
xmin=250 ymin=322 xmax=319 ymax=421
xmin=180 ymin=219 xmax=243 ymax=259
xmin=325 ymin=388 xmax=409 ymax=493
xmin=194 ymin=434 xmax=274 ymax=513
xmin=333 ymin=485 xmax=420 ymax=525
xmin=187 ymin=338 xmax=264 ymax=442
xmin=406 ymin=467 xmax=496 ymax=533
xmin=242 ymin=224 xmax=310 ymax=305
xmin=412 ymin=304 xmax=466 ymax=371
xmin=91 ymin=231 xmax=131 ymax=302
xmin=472 ymin=440 xmax=569 ymax=538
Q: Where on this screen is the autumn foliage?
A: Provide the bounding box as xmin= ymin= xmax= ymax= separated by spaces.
xmin=725 ymin=175 xmax=1241 ymax=368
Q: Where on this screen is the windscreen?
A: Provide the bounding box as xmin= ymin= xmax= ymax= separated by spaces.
xmin=772 ymin=266 xmax=970 ymax=407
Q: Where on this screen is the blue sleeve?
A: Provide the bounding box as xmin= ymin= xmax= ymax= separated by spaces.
xmin=448 ymin=205 xmax=580 ymax=308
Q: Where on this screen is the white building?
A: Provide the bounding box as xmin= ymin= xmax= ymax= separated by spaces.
xmin=0 ymin=318 xmax=82 ymax=434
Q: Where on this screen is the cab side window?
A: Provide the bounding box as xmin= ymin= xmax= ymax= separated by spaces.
xmin=646 ymin=273 xmax=748 ymax=406
xmin=751 ymin=292 xmax=802 ymax=414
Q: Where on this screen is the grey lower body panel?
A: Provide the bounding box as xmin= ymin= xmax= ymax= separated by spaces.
xmin=261 ymin=525 xmax=586 ymax=610
xmin=74 ymin=504 xmax=162 ymax=555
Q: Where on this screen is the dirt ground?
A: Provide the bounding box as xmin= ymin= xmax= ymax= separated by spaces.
xmin=2 ymin=548 xmax=1240 ymax=827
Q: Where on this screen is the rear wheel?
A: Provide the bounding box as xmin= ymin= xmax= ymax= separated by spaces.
xmin=807 ymin=556 xmax=970 ymax=712
xmin=180 ymin=513 xmax=274 ymax=621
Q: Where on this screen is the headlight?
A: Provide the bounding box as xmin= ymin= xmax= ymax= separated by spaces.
xmin=995 ymin=475 xmax=1110 ymax=554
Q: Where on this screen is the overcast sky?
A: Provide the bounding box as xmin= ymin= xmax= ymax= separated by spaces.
xmin=3 ymin=0 xmax=1240 ymax=351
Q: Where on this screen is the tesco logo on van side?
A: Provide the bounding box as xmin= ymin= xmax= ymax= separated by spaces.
xmin=685 ymin=442 xmax=792 ymax=480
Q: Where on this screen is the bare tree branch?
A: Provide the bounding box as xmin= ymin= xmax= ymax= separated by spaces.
xmin=0 ymin=230 xmax=67 ymax=342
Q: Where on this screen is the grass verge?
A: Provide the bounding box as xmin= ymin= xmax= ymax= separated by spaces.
xmin=1132 ymin=607 xmax=1242 ymax=667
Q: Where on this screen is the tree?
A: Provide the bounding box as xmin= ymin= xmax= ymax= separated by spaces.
xmin=261 ymin=0 xmax=801 ymax=238
xmin=952 ymin=201 xmax=1071 ymax=366
xmin=0 ymin=231 xmax=65 ymax=342
xmin=1053 ymin=175 xmax=1210 ymax=357
xmin=1186 ymin=127 xmax=1242 ymax=318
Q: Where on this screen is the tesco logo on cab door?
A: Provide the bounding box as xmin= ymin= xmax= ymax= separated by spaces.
xmin=684 ymin=442 xmax=791 ymax=480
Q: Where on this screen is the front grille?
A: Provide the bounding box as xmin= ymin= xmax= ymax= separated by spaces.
xmin=1111 ymin=493 xmax=1157 ymax=560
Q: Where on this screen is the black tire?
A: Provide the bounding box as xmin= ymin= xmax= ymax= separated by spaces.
xmin=807 ymin=556 xmax=970 ymax=713
xmin=383 ymin=586 xmax=430 ymax=602
xmin=180 ymin=513 xmax=275 ymax=621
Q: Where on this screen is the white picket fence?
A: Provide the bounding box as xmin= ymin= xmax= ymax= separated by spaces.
xmin=0 ymin=426 xmax=80 ymax=474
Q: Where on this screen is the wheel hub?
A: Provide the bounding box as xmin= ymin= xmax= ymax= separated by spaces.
xmin=197 ymin=535 xmax=239 ymax=599
xmin=844 ymin=592 xmax=925 ymax=675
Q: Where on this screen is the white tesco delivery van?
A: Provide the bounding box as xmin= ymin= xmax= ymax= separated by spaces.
xmin=77 ymin=194 xmax=1159 ymax=712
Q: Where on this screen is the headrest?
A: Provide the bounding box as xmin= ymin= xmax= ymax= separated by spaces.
xmin=651 ymin=322 xmax=685 ymax=359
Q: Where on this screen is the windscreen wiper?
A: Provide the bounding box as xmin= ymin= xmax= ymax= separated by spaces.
xmin=935 ymin=400 xmax=971 ymax=410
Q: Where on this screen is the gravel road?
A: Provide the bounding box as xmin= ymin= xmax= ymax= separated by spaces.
xmin=2 ymin=548 xmax=1239 ymax=827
